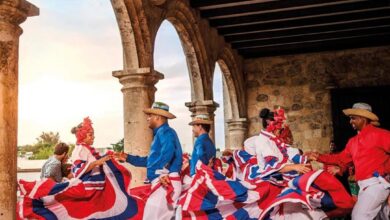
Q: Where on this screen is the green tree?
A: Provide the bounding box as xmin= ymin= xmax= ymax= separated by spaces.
xmin=17 ymin=131 xmax=61 ymax=160
xmin=18 ymin=144 xmax=38 ymax=154
xmin=36 ymin=131 xmax=60 ymax=146
xmin=31 ymin=144 xmax=54 ymax=160
xmin=111 ymin=139 xmax=124 ymax=152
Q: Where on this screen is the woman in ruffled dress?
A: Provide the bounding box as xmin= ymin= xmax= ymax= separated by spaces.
xmin=17 ymin=117 xmax=143 ymax=220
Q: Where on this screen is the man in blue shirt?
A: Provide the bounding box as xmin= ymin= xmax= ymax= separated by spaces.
xmin=176 ymin=114 xmax=217 ymax=220
xmin=189 ymin=114 xmax=216 ymax=176
xmin=117 ymin=102 xmax=183 ymax=220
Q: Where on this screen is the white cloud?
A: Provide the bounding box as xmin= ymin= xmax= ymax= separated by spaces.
xmin=18 ymin=1 xmax=226 ymax=153
xmin=18 ymin=0 xmax=123 ymax=148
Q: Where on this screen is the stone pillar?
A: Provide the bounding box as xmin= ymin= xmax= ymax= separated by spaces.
xmin=185 ymin=100 xmax=219 ymax=142
xmin=222 ymin=76 xmax=232 ymax=149
xmin=226 ymin=118 xmax=248 ymax=150
xmin=0 ymin=1 xmax=38 ymax=218
xmin=113 ymin=68 xmax=163 ymax=186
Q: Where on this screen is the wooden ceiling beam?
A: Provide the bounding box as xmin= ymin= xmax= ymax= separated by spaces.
xmin=218 ymin=9 xmax=390 ymax=35
xmin=210 ymin=1 xmax=390 ymax=28
xmin=224 ymin=18 xmax=390 ymax=42
xmin=200 ymin=0 xmax=365 ymax=19
xmin=231 ymin=26 xmax=390 ymax=49
xmin=239 ymin=34 xmax=390 ymax=58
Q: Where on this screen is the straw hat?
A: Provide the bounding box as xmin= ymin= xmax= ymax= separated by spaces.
xmin=189 ymin=114 xmax=213 ymax=125
xmin=143 ymin=102 xmax=176 ymax=119
xmin=343 ymin=103 xmax=379 ymax=124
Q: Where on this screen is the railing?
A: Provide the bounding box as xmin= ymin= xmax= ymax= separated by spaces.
xmin=17 ymin=168 xmax=41 ymax=173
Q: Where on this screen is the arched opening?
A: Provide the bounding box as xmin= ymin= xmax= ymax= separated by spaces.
xmin=212 ymin=64 xmax=227 ymax=152
xmin=153 ymin=20 xmax=192 ymax=153
xmin=216 ymin=59 xmax=239 ymax=120
xmin=216 ymin=57 xmax=247 ymax=150
xmin=18 ymin=0 xmax=123 ymax=178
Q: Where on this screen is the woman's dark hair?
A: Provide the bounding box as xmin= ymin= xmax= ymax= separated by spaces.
xmin=200 ymin=124 xmax=211 ymax=133
xmin=71 ymin=123 xmax=82 ymax=134
xmin=61 ymin=163 xmax=72 ymax=178
xmin=259 ymin=108 xmax=274 ymax=128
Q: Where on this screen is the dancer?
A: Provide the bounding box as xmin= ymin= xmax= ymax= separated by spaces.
xmin=308 ymin=102 xmax=390 ymax=220
xmin=18 ymin=117 xmax=143 ymax=219
xmin=117 ymin=102 xmax=183 ymax=220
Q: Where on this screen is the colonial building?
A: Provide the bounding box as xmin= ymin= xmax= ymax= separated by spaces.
xmin=1 ymin=0 xmax=389 ymax=217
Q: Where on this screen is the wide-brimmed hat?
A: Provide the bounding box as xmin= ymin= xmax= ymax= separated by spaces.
xmin=343 ymin=103 xmax=379 ymax=123
xmin=143 ymin=102 xmax=176 ymax=119
xmin=189 ymin=114 xmax=213 ymax=125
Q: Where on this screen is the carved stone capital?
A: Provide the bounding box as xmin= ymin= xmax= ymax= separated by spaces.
xmin=226 ymin=118 xmax=248 ymax=132
xmin=185 ymin=100 xmax=219 ymax=116
xmin=0 ymin=0 xmax=39 ymax=25
xmin=113 ymin=68 xmax=164 ymax=92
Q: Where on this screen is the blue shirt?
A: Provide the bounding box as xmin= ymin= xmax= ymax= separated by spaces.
xmin=126 ymin=123 xmax=183 ymax=181
xmin=190 ymin=133 xmax=216 ymax=176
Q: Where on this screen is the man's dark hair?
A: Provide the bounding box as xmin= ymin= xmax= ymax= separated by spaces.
xmin=200 ymin=124 xmax=211 ymax=133
xmin=54 ymin=142 xmax=69 ymax=155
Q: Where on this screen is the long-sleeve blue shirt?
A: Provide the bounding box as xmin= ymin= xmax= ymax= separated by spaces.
xmin=190 ymin=133 xmax=216 ymax=176
xmin=125 ymin=123 xmax=183 ymax=181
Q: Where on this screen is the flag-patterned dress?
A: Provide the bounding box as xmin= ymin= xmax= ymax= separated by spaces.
xmin=17 ymin=144 xmax=144 ymax=220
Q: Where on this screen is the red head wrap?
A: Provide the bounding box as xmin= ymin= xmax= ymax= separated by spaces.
xmin=74 ymin=117 xmax=94 ymax=144
xmin=266 ymin=107 xmax=287 ymax=133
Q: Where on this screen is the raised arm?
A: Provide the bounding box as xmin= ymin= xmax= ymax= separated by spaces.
xmin=317 ymin=146 xmax=352 ymax=166
xmin=126 ymin=154 xmax=148 ymax=167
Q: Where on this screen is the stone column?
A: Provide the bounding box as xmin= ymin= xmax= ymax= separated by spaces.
xmin=113 ymin=68 xmax=163 ymax=186
xmin=226 ymin=118 xmax=248 ymax=150
xmin=185 ymin=100 xmax=219 ymax=142
xmin=222 ymin=76 xmax=232 ymax=149
xmin=0 ymin=1 xmax=38 ymax=218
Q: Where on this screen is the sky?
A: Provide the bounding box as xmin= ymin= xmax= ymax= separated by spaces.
xmin=18 ymin=0 xmax=225 ymax=153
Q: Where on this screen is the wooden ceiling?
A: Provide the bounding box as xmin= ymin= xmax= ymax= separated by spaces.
xmin=190 ymin=0 xmax=390 ymax=58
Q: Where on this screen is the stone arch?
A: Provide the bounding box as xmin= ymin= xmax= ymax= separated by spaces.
xmin=216 ymin=46 xmax=248 ymax=149
xmin=217 ymin=46 xmax=246 ymax=119
xmin=111 ymin=0 xmax=153 ymax=69
xmin=153 ymin=18 xmax=205 ymax=101
xmin=215 ymin=60 xmax=236 ymax=120
xmin=159 ymin=1 xmax=212 ymax=102
xmin=112 ymin=0 xmax=216 ymax=102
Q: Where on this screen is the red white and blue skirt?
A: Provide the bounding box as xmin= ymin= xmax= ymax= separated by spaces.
xmin=17 ymin=159 xmax=144 ymax=220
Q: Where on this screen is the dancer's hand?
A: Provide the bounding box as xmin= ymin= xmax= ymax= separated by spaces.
xmin=114 ymin=152 xmax=127 ymax=162
xmin=327 ymin=165 xmax=341 ymax=175
xmin=291 ymin=164 xmax=312 ymax=174
xmin=222 ymin=149 xmax=233 ymax=156
xmin=305 ymin=151 xmax=320 ymax=161
xmin=160 ymin=175 xmax=171 ymax=187
xmin=94 ymin=155 xmax=112 ymax=166
xmin=280 ymin=163 xmax=311 ymax=174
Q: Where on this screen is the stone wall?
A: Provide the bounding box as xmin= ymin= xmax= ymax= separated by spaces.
xmin=245 ymin=46 xmax=390 ymax=153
